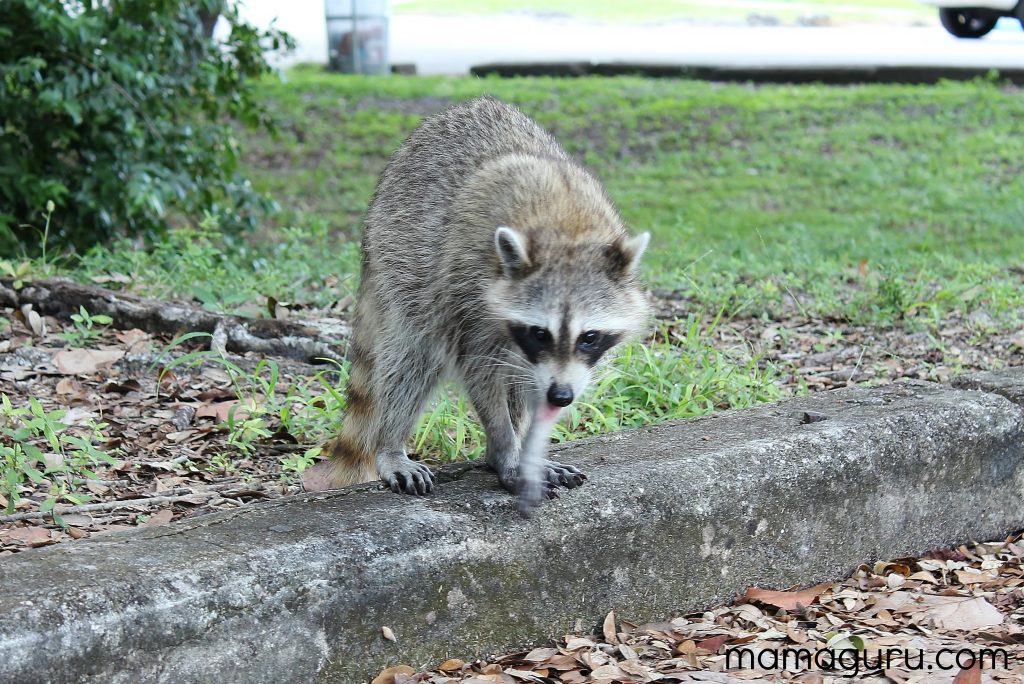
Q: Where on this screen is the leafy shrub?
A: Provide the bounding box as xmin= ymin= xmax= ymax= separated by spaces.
xmin=0 ymin=0 xmax=293 ymax=254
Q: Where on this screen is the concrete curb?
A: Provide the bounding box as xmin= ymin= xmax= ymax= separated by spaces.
xmin=469 ymin=62 xmax=1024 ymax=84
xmin=1 ymin=374 xmax=1023 ymax=683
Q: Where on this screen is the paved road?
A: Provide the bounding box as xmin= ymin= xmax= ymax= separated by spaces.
xmin=391 ymin=14 xmax=1024 ymax=74
xmin=233 ymin=1 xmax=1024 ymax=75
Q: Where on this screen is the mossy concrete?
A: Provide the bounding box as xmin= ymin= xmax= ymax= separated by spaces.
xmin=0 ymin=377 xmax=1022 ymax=683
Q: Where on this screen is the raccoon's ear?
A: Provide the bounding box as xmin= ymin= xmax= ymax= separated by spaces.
xmin=606 ymin=232 xmax=650 ymax=278
xmin=494 ymin=226 xmax=531 ymax=277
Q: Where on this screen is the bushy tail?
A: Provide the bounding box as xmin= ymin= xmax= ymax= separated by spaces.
xmin=301 ymin=344 xmax=378 ymax=491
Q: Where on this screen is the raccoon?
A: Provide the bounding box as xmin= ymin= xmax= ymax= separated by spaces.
xmin=302 ymin=97 xmax=650 ymax=515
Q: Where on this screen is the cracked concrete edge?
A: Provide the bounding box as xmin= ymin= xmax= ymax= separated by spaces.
xmin=953 ymin=366 xmax=1024 ymax=409
xmin=0 ymin=373 xmax=1022 ymax=683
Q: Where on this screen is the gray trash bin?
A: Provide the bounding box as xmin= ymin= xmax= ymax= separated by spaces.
xmin=325 ymin=0 xmax=389 ymax=74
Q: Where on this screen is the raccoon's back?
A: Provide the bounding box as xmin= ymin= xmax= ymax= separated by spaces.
xmin=361 ymin=98 xmax=569 ymax=289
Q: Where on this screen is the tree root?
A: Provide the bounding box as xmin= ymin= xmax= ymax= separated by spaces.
xmin=0 ymin=277 xmax=346 ymax=364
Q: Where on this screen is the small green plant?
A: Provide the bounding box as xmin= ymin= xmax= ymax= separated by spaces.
xmin=280 ymin=446 xmax=321 ymax=478
xmin=0 ymin=394 xmax=119 ymax=515
xmin=876 ymin=274 xmax=909 ymax=319
xmin=58 ymin=306 xmax=113 ymax=347
xmin=207 ymin=452 xmax=236 ymax=474
xmin=223 ymin=409 xmax=274 ymax=456
xmin=0 ymin=259 xmax=34 ymax=289
xmin=813 ymin=329 xmax=844 ymax=353
xmin=143 ymin=314 xmax=782 ymax=473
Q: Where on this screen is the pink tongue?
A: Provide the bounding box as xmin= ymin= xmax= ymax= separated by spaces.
xmin=538 ymin=403 xmax=562 ymax=423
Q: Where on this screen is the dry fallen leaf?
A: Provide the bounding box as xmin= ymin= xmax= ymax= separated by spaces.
xmin=115 ymin=328 xmax=151 ymax=350
xmin=564 ymin=637 xmax=596 ymax=650
xmin=19 ymin=304 xmax=46 ymax=336
xmin=602 ymin=610 xmax=618 ymax=645
xmin=2 ymin=526 xmax=52 ymax=547
xmin=953 ymin=661 xmax=982 ymax=684
xmin=437 ymin=658 xmax=464 ymax=671
xmin=53 ymin=348 xmax=123 ymax=375
xmin=744 ymin=582 xmax=832 ymax=611
xmin=898 ymin=595 xmax=1003 ymax=630
xmin=371 ymin=665 xmax=414 ymax=684
xmin=589 ymin=663 xmax=626 ymax=679
xmin=617 ymin=643 xmax=638 ymax=660
xmin=54 ymin=377 xmax=76 ymax=395
xmin=695 ymin=634 xmax=730 ymax=653
xmin=954 ymin=569 xmax=988 ymax=585
xmin=196 ymin=400 xmax=249 ymax=422
xmin=142 ymin=509 xmax=174 ymax=527
xmin=523 ymin=647 xmax=557 ymax=662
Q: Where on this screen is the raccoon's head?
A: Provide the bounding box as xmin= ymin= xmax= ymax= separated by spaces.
xmin=486 ymin=225 xmax=650 ymax=422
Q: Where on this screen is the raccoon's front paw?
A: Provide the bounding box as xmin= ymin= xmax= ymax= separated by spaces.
xmin=495 ymin=467 xmax=556 ymax=496
xmin=497 ymin=466 xmax=520 ymax=496
xmin=379 ymin=458 xmax=434 ymax=495
xmin=541 ymin=459 xmax=587 ymax=489
xmin=496 ymin=467 xmax=559 ymax=517
xmin=516 ymin=476 xmax=547 ymax=517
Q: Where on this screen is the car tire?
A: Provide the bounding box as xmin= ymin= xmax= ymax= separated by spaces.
xmin=939 ymin=8 xmax=998 ymax=38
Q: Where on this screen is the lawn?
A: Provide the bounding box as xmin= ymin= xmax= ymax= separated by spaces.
xmin=237 ymin=69 xmax=1024 ymax=327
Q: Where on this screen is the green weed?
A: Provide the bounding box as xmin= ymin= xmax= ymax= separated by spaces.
xmin=0 ymin=394 xmax=120 ymax=516
xmin=58 ymin=306 xmax=113 ymax=347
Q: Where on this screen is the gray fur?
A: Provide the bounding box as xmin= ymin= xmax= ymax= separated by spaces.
xmin=302 ymin=97 xmax=650 ymax=515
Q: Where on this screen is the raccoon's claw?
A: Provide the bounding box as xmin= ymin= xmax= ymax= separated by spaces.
xmin=542 ymin=460 xmax=587 ymax=490
xmin=381 ymin=461 xmax=434 ymax=496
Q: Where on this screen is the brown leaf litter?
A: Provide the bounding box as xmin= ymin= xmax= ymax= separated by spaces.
xmin=378 ymin=535 xmax=1024 ymax=683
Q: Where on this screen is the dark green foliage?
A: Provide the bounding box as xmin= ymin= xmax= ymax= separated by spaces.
xmin=0 ymin=0 xmax=293 ymax=254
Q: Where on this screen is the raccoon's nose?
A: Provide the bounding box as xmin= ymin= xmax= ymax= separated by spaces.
xmin=547 ymin=383 xmax=575 ymax=407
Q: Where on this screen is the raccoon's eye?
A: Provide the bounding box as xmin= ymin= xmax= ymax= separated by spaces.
xmin=531 ymin=326 xmax=551 ymax=342
xmin=577 ymin=330 xmax=600 ymax=349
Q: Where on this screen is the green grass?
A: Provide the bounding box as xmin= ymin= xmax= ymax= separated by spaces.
xmin=392 ymin=0 xmax=933 ymax=25
xmin=53 ymin=70 xmax=1024 ymax=466
xmin=233 ymin=69 xmax=1024 ymax=327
